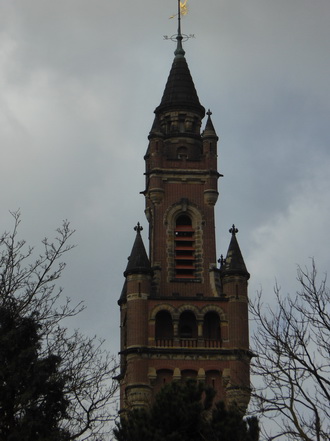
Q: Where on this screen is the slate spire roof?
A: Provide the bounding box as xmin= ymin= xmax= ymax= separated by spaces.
xmin=155 ymin=26 xmax=205 ymax=118
xmin=221 ymin=225 xmax=250 ymax=279
xmin=203 ymin=109 xmax=218 ymax=138
xmin=124 ymin=223 xmax=152 ymax=277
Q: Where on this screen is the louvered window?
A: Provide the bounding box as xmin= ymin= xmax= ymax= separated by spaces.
xmin=174 ymin=215 xmax=195 ymax=278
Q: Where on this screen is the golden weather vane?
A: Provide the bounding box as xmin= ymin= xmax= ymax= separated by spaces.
xmin=164 ymin=0 xmax=194 ymax=44
xmin=169 ymin=0 xmax=189 ymax=19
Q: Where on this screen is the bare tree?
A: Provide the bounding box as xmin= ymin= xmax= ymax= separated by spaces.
xmin=0 ymin=211 xmax=118 ymax=441
xmin=249 ymin=259 xmax=330 ymax=441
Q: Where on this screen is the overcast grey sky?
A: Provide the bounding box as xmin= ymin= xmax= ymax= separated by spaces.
xmin=1 ymin=0 xmax=330 ymax=421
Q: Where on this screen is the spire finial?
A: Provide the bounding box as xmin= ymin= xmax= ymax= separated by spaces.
xmin=175 ymin=0 xmax=185 ymax=57
xmin=218 ymin=254 xmax=225 ymax=266
xmin=207 ymin=109 xmax=212 ymax=117
xmin=165 ymin=1 xmax=194 ymax=55
xmin=229 ymin=224 xmax=238 ymax=235
xmin=134 ymin=222 xmax=143 ymax=233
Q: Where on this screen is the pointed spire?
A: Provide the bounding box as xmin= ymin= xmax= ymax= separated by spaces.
xmin=220 ymin=225 xmax=250 ymax=279
xmin=155 ymin=50 xmax=205 ymax=117
xmin=124 ymin=224 xmax=152 ymax=277
xmin=203 ymin=109 xmax=218 ymax=138
xmin=155 ymin=1 xmax=204 ymax=117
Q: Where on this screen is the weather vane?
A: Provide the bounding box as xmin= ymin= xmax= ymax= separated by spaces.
xmin=169 ymin=0 xmax=188 ymax=19
xmin=164 ymin=0 xmax=195 ymax=43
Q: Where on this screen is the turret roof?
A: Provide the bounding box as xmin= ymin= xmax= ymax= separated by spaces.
xmin=203 ymin=110 xmax=218 ymax=138
xmin=155 ymin=37 xmax=205 ymax=118
xmin=124 ymin=223 xmax=152 ymax=277
xmin=221 ymin=225 xmax=250 ymax=279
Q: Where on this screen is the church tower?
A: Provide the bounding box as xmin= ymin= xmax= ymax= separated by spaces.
xmin=118 ymin=8 xmax=251 ymax=413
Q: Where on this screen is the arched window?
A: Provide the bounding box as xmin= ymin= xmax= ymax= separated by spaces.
xmin=155 ymin=311 xmax=173 ymax=346
xmin=154 ymin=369 xmax=173 ymax=395
xmin=203 ymin=312 xmax=221 ymax=347
xmin=179 ymin=310 xmax=197 ymax=342
xmin=177 ymin=146 xmax=188 ymax=159
xmin=205 ymin=370 xmax=221 ymax=392
xmin=181 ymin=369 xmax=197 ymax=381
xmin=174 ymin=215 xmax=195 ymax=279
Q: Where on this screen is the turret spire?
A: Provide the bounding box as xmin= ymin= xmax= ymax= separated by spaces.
xmin=123 ymin=223 xmax=152 ymax=277
xmin=203 ymin=109 xmax=218 ymax=138
xmin=220 ymin=225 xmax=250 ymax=279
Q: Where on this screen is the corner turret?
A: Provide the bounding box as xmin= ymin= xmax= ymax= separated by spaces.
xmin=124 ymin=223 xmax=152 ymax=277
xmin=221 ymin=225 xmax=250 ymax=279
xmin=220 ymin=225 xmax=251 ymax=412
xmin=118 ymin=224 xmax=153 ymax=410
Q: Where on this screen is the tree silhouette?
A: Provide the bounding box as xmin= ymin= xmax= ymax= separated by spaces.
xmin=250 ymin=259 xmax=330 ymax=441
xmin=114 ymin=380 xmax=259 ymax=441
xmin=0 ymin=212 xmax=118 ymax=441
xmin=0 ymin=306 xmax=70 ymax=441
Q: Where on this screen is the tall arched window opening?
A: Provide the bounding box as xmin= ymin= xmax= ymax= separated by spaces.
xmin=179 ymin=311 xmax=197 ymax=347
xmin=174 ymin=215 xmax=195 ymax=279
xmin=203 ymin=312 xmax=221 ymax=348
xmin=155 ymin=310 xmax=173 ymax=347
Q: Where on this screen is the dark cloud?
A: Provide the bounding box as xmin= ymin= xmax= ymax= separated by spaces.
xmin=0 ymin=2 xmax=329 ymax=428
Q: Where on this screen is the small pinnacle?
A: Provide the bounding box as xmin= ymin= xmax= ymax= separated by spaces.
xmin=218 ymin=254 xmax=225 ymax=266
xmin=134 ymin=222 xmax=143 ymax=233
xmin=207 ymin=109 xmax=212 ymax=117
xmin=229 ymin=224 xmax=238 ymax=235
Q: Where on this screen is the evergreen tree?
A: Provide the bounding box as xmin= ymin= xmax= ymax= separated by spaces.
xmin=0 ymin=306 xmax=70 ymax=441
xmin=113 ymin=380 xmax=259 ymax=441
xmin=206 ymin=401 xmax=260 ymax=441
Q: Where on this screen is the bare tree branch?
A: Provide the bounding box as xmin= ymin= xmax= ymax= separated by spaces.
xmin=250 ymin=259 xmax=329 ymax=441
xmin=0 ymin=212 xmax=118 ymax=440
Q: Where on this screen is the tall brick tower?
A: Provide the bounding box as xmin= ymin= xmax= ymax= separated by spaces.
xmin=118 ymin=9 xmax=251 ymax=413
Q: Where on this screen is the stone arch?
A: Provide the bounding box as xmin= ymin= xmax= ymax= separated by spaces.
xmin=200 ymin=305 xmax=227 ymax=321
xmin=164 ymin=199 xmax=204 ymax=229
xmin=177 ymin=304 xmax=200 ymax=317
xmin=150 ymin=304 xmax=175 ymax=320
